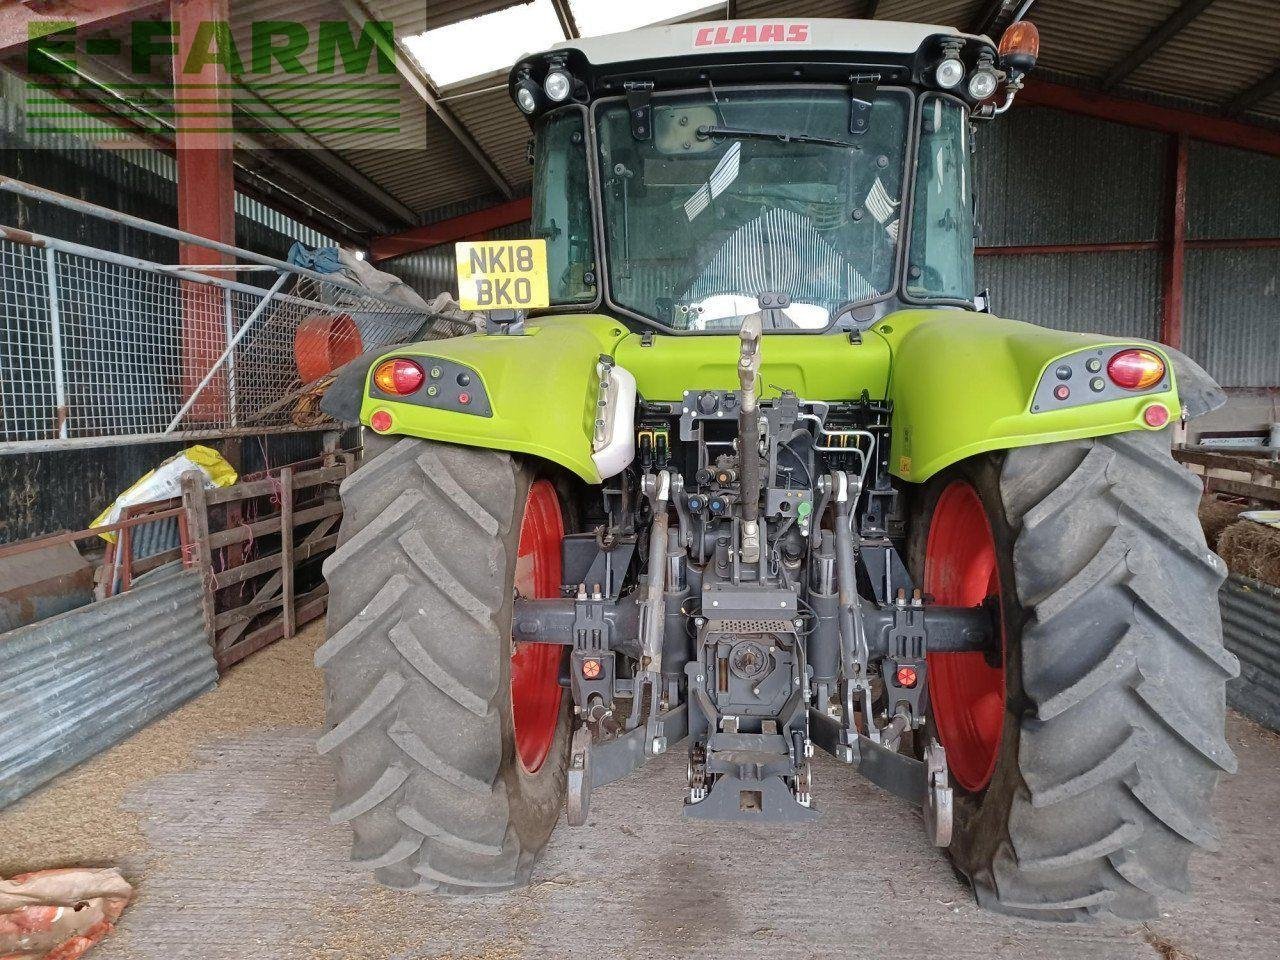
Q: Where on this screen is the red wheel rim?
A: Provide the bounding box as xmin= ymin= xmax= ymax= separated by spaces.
xmin=511 ymin=480 xmax=565 ymax=774
xmin=924 ymin=481 xmax=1006 ymax=792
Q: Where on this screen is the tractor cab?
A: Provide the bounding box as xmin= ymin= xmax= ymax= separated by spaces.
xmin=509 ymin=18 xmax=1038 ymax=333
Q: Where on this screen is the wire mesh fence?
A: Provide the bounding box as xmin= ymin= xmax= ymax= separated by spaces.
xmin=0 ymin=230 xmax=469 ymax=448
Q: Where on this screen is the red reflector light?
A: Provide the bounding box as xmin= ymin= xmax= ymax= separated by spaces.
xmin=1107 ymin=349 xmax=1165 ymax=391
xmin=895 ymin=666 xmax=918 ymax=688
xmin=581 ymin=658 xmax=602 ymax=680
xmin=373 ymin=358 xmax=425 ymax=395
xmin=1143 ymin=403 xmax=1170 ymax=428
xmin=369 ymin=409 xmax=393 ymax=432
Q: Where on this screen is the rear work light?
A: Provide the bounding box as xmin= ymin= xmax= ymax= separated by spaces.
xmin=373 ymin=358 xmax=425 ymax=395
xmin=1107 ymin=349 xmax=1166 ymax=391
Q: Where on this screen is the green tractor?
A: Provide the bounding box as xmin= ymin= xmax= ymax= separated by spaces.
xmin=317 ymin=16 xmax=1237 ymax=921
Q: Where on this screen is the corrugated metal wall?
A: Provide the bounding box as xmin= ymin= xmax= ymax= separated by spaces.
xmin=974 ymin=108 xmax=1279 ymax=389
xmin=974 ymin=108 xmax=1167 ymax=246
xmin=0 ymin=566 xmax=217 ymax=810
xmin=1220 ymin=573 xmax=1280 ymax=731
xmin=1183 ymin=141 xmax=1280 ymax=388
xmin=977 ymin=252 xmax=1164 ymax=340
xmin=973 ymin=107 xmax=1166 ymax=342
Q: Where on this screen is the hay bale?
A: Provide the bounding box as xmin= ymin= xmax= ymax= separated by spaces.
xmin=1199 ymin=495 xmax=1248 ymax=550
xmin=1218 ymin=519 xmax=1280 ymax=587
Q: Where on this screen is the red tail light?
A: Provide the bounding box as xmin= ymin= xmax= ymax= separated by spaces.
xmin=1107 ymin=349 xmax=1165 ymax=391
xmin=373 ymin=358 xmax=424 ymax=395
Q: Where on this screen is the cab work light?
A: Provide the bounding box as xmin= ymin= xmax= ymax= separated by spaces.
xmin=544 ymin=69 xmax=572 ymax=102
xmin=374 ymin=358 xmax=425 ymax=395
xmin=1107 ymin=349 xmax=1165 ymax=391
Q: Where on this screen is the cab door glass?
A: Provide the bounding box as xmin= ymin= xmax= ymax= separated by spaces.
xmin=907 ymin=95 xmax=976 ymax=302
xmin=532 ymin=108 xmax=597 ymax=304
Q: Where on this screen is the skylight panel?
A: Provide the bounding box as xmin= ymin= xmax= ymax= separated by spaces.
xmin=569 ymin=0 xmax=720 ymax=38
xmin=404 ymin=0 xmax=565 ymax=88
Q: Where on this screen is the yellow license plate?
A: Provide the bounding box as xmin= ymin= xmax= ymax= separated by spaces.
xmin=455 ymin=239 xmax=549 ymax=311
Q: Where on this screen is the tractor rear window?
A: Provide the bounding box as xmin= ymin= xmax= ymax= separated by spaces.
xmin=532 ymin=108 xmax=598 ymax=304
xmin=595 ymin=87 xmax=910 ymax=331
xmin=907 ymin=95 xmax=976 ymax=303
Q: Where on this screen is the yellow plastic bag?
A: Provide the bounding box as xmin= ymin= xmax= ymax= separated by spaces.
xmin=92 ymin=445 xmax=237 ymax=542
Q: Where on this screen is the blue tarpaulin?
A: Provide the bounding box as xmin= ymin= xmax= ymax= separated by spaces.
xmin=288 ymin=243 xmax=343 ymax=274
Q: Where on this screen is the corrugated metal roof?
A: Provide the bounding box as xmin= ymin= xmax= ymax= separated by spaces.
xmin=0 ymin=567 xmax=217 ymax=809
xmin=1125 ymin=0 xmax=1280 ymax=109
xmin=875 ymin=1 xmax=984 ymax=33
xmin=226 ymin=0 xmax=502 ymax=216
xmin=1027 ymin=0 xmax=1186 ymax=82
xmin=447 ymin=83 xmax=534 ymax=193
xmin=423 ymin=0 xmax=525 ymax=32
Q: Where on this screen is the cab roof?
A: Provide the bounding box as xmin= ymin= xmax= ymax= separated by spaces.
xmin=510 ymin=17 xmax=996 ymax=107
xmin=550 ymin=18 xmax=977 ymax=66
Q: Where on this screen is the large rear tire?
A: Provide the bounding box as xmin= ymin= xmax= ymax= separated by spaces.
xmin=318 ymin=439 xmax=571 ymax=893
xmin=910 ymin=429 xmax=1238 ymax=921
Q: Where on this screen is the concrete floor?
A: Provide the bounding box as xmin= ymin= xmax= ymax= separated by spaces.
xmin=3 ymin=624 xmax=1279 ymax=960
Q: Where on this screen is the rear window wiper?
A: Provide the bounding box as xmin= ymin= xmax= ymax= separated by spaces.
xmin=696 ymin=125 xmax=856 ymax=149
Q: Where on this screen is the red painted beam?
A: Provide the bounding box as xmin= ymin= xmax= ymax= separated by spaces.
xmin=1160 ymin=134 xmax=1189 ymax=350
xmin=1187 ymin=236 xmax=1280 ymax=251
xmin=370 ymin=197 xmax=533 ymax=262
xmin=976 ymin=241 xmax=1160 ymax=256
xmin=1017 ymin=81 xmax=1280 ymax=159
xmin=977 ymin=238 xmax=1280 ymax=255
xmin=0 ymin=0 xmax=164 ymax=54
xmin=172 ymin=0 xmax=235 ymax=422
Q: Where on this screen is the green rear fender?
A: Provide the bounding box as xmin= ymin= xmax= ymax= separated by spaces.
xmin=356 ymin=308 xmax=1191 ymax=489
xmin=877 ymin=310 xmax=1183 ymax=483
xmin=359 ymin=315 xmax=628 ymax=484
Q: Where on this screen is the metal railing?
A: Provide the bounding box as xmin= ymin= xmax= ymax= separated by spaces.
xmin=0 ymin=176 xmax=468 ymax=451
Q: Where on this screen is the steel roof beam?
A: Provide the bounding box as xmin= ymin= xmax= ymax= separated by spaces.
xmin=1224 ymin=65 xmax=1280 ymax=118
xmin=339 ymin=0 xmax=516 ymax=201
xmin=550 ymin=0 xmax=579 ymax=39
xmin=1101 ymin=0 xmax=1218 ymax=91
xmin=1018 ymin=80 xmax=1280 ymax=159
xmin=970 ymin=1 xmax=1016 ymax=37
xmin=370 ymin=196 xmax=532 ymax=261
